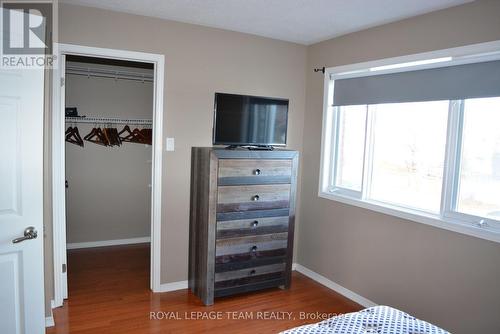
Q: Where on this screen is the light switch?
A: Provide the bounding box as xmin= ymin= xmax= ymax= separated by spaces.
xmin=166 ymin=137 xmax=175 ymax=151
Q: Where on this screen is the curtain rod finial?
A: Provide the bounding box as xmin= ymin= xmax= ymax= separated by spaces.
xmin=314 ymin=67 xmax=325 ymax=74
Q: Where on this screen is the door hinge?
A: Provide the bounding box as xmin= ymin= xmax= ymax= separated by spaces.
xmin=62 ymin=263 xmax=67 ymax=273
xmin=60 ymin=77 xmax=65 ymax=87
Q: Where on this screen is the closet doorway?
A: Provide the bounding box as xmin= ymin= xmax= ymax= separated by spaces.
xmin=52 ymin=45 xmax=164 ymax=308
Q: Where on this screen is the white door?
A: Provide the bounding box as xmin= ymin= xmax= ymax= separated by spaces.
xmin=0 ymin=27 xmax=46 ymax=334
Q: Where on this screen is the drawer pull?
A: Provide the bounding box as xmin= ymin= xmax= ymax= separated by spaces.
xmin=253 ymin=168 xmax=261 ymax=175
xmin=250 ymin=245 xmax=258 ymax=253
xmin=249 ymin=269 xmax=256 ymax=276
xmin=251 ymin=195 xmax=260 ymax=201
xmin=251 ymin=220 xmax=259 ymax=228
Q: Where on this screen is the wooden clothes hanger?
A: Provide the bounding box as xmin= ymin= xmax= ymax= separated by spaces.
xmin=104 ymin=126 xmax=122 ymax=147
xmin=102 ymin=127 xmax=112 ymax=146
xmin=112 ymin=127 xmax=122 ymax=146
xmin=140 ymin=128 xmax=152 ymax=145
xmin=120 ymin=125 xmax=147 ymax=144
xmin=66 ymin=125 xmax=84 ymax=147
xmin=84 ymin=125 xmax=108 ymax=146
xmin=118 ymin=125 xmax=133 ymax=142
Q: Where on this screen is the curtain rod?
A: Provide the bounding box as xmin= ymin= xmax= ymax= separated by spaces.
xmin=65 ymin=116 xmax=152 ymax=125
xmin=66 ymin=65 xmax=154 ymax=83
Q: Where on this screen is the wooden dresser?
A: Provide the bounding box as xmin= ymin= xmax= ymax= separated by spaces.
xmin=189 ymin=147 xmax=299 ymax=305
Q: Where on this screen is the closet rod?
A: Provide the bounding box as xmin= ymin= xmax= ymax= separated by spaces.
xmin=66 ymin=65 xmax=154 ymax=83
xmin=65 ymin=116 xmax=152 ymax=125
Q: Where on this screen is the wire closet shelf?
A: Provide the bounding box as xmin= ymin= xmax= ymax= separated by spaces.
xmin=65 ymin=116 xmax=152 ymax=125
xmin=66 ymin=65 xmax=154 ymax=83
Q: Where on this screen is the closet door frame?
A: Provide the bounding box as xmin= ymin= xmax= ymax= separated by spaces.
xmin=51 ymin=43 xmax=165 ymax=307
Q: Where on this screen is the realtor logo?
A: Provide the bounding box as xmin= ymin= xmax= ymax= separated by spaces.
xmin=1 ymin=0 xmax=56 ymax=68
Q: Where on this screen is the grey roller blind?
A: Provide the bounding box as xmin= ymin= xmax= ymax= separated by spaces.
xmin=333 ymin=60 xmax=500 ymax=106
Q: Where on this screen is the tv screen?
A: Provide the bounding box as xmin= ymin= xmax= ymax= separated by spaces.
xmin=213 ymin=93 xmax=289 ymax=146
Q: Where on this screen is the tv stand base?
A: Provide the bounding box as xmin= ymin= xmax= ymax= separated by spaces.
xmin=224 ymin=145 xmax=275 ymax=151
xmin=247 ymin=145 xmax=274 ymax=151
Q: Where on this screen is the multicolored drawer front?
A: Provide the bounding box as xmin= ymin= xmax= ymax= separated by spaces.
xmin=215 ymin=232 xmax=288 ymax=257
xmin=218 ymin=159 xmax=292 ymax=185
xmin=217 ymin=184 xmax=291 ymax=212
xmin=216 ymin=216 xmax=289 ymax=238
xmin=214 ymin=263 xmax=286 ymax=298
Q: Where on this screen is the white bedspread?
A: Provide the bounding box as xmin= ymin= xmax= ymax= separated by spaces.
xmin=280 ymin=306 xmax=450 ymax=334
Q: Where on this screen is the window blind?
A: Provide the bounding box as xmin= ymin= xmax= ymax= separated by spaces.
xmin=332 ymin=60 xmax=500 ymax=106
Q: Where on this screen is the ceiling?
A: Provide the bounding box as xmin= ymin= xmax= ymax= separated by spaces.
xmin=61 ymin=0 xmax=473 ymax=45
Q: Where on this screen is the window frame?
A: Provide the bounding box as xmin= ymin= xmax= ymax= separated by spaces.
xmin=318 ymin=41 xmax=500 ymax=243
xmin=328 ymin=105 xmax=367 ymax=198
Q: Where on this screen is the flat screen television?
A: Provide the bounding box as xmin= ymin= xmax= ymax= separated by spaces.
xmin=213 ymin=93 xmax=289 ymax=147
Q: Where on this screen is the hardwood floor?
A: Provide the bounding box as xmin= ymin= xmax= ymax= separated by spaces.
xmin=47 ymin=244 xmax=362 ymax=334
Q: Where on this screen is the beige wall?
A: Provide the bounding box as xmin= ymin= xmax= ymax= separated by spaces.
xmin=300 ymin=1 xmax=500 ymax=333
xmin=65 ymin=62 xmax=153 ymax=243
xmin=56 ymin=3 xmax=307 ymax=285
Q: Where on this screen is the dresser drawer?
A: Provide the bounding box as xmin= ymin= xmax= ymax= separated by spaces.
xmin=215 ymin=262 xmax=285 ymax=282
xmin=214 ymin=273 xmax=285 ymax=297
xmin=218 ymin=159 xmax=292 ymax=185
xmin=216 ymin=216 xmax=289 ymax=238
xmin=214 ymin=263 xmax=285 ymax=296
xmin=215 ymin=250 xmax=286 ymax=272
xmin=215 ymin=232 xmax=288 ymax=257
xmin=217 ymin=184 xmax=290 ymax=212
xmin=219 ymin=159 xmax=292 ymax=177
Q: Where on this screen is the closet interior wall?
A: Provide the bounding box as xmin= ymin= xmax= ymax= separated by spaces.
xmin=65 ymin=60 xmax=154 ymax=245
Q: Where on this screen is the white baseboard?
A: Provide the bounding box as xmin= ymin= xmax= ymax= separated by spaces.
xmin=293 ymin=264 xmax=377 ymax=308
xmin=45 ymin=315 xmax=55 ymax=328
xmin=153 ymin=263 xmax=376 ymax=308
xmin=67 ymin=237 xmax=151 ymax=249
xmin=45 ymin=299 xmax=56 ymax=327
xmin=156 ymin=280 xmax=188 ymax=293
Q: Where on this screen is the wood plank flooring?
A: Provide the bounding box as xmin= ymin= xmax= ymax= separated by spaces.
xmin=47 ymin=244 xmax=362 ymax=334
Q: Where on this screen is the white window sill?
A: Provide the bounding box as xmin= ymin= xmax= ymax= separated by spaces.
xmin=318 ymin=190 xmax=500 ymax=244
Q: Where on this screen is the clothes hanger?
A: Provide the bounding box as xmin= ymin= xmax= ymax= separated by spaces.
xmin=65 ymin=125 xmax=73 ymax=136
xmin=65 ymin=125 xmax=77 ymax=144
xmin=83 ymin=125 xmax=95 ymax=140
xmin=96 ymin=127 xmax=109 ymax=146
xmin=104 ymin=125 xmax=121 ymax=147
xmin=118 ymin=125 xmax=133 ymax=142
xmin=120 ymin=124 xmax=147 ymax=144
xmin=103 ymin=127 xmax=113 ymax=146
xmin=102 ymin=126 xmax=112 ymax=146
xmin=112 ymin=127 xmax=122 ymax=146
xmin=66 ymin=123 xmax=84 ymax=147
xmin=129 ymin=127 xmax=148 ymax=144
xmin=108 ymin=123 xmax=119 ymax=147
xmin=84 ymin=123 xmax=108 ymax=146
xmin=73 ymin=122 xmax=84 ymax=147
xmin=74 ymin=125 xmax=84 ymax=146
xmin=140 ymin=125 xmax=152 ymax=145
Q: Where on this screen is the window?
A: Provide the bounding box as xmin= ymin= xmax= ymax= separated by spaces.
xmin=334 ymin=105 xmax=366 ymax=192
xmin=457 ymin=97 xmax=500 ymax=220
xmin=368 ymin=101 xmax=448 ymax=212
xmin=320 ymin=47 xmax=500 ymax=242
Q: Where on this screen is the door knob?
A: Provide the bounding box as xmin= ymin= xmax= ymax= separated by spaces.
xmin=12 ymin=226 xmax=38 ymax=244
